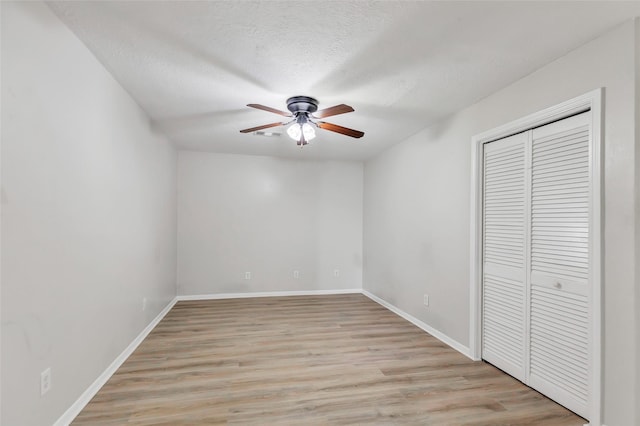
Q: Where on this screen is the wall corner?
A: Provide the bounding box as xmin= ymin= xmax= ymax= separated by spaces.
xmin=633 ymin=16 xmax=640 ymax=426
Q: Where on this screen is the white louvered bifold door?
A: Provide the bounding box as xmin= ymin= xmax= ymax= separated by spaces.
xmin=481 ymin=111 xmax=593 ymax=420
xmin=482 ymin=132 xmax=528 ymax=382
xmin=528 ymin=112 xmax=591 ymax=419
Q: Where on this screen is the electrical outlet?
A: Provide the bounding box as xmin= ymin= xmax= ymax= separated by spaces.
xmin=245 ymin=271 xmax=251 ymax=280
xmin=41 ymin=368 xmax=51 ymax=396
xmin=293 ymin=270 xmax=300 ymax=279
xmin=333 ymin=269 xmax=340 ymax=278
xmin=424 ymin=294 xmax=429 ymax=306
xmin=142 ymin=297 xmax=147 ymax=311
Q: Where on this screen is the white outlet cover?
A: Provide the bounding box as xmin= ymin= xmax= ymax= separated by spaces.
xmin=333 ymin=269 xmax=340 ymax=277
xmin=41 ymin=368 xmax=51 ymax=396
xmin=245 ymin=272 xmax=251 ymax=280
xmin=293 ymin=270 xmax=300 ymax=279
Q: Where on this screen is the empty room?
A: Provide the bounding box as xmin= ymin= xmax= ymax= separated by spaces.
xmin=2 ymin=1 xmax=640 ymax=425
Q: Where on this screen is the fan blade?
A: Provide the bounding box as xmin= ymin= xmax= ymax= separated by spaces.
xmin=313 ymin=104 xmax=354 ymax=119
xmin=239 ymin=122 xmax=285 ymax=133
xmin=247 ymin=104 xmax=292 ymax=117
xmin=317 ymin=121 xmax=364 ymax=138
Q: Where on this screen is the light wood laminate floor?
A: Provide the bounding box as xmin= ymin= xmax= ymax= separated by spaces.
xmin=73 ymin=294 xmax=585 ymax=425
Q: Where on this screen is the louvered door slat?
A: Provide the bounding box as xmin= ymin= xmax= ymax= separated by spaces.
xmin=528 ymin=112 xmax=590 ymax=418
xmin=482 ymin=132 xmax=527 ymax=381
xmin=532 ymin=244 xmax=587 ymax=255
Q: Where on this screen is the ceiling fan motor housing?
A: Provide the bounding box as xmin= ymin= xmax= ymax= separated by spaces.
xmin=287 ymin=96 xmax=318 ymax=115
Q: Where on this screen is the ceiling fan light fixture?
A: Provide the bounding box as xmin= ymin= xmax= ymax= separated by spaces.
xmin=302 ymin=122 xmax=316 ymax=141
xmin=287 ymin=121 xmax=316 ymax=143
xmin=286 ymin=122 xmax=302 ymax=140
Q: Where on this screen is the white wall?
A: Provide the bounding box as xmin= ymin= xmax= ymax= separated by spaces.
xmin=364 ymin=20 xmax=638 ymax=426
xmin=635 ymin=17 xmax=640 ymax=424
xmin=178 ymin=152 xmax=362 ymax=295
xmin=1 ymin=2 xmax=177 ymax=425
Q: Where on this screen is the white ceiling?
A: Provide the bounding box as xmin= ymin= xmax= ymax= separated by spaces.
xmin=48 ymin=1 xmax=640 ymax=161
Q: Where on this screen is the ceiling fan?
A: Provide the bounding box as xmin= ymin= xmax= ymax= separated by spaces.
xmin=240 ymin=96 xmax=365 ymax=146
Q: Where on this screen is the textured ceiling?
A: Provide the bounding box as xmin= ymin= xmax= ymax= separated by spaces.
xmin=48 ymin=1 xmax=640 ymax=161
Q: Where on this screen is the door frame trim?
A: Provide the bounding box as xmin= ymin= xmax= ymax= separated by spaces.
xmin=469 ymin=88 xmax=603 ymax=424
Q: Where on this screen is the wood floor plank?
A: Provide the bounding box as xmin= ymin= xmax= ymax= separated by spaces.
xmin=72 ymin=294 xmax=585 ymax=425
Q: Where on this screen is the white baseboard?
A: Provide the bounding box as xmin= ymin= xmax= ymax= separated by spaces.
xmin=362 ymin=289 xmax=473 ymax=360
xmin=176 ymin=288 xmax=362 ymax=301
xmin=53 ymin=297 xmax=178 ymax=426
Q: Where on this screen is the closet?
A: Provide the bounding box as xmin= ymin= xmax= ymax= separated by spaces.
xmin=481 ymin=111 xmax=592 ymax=419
